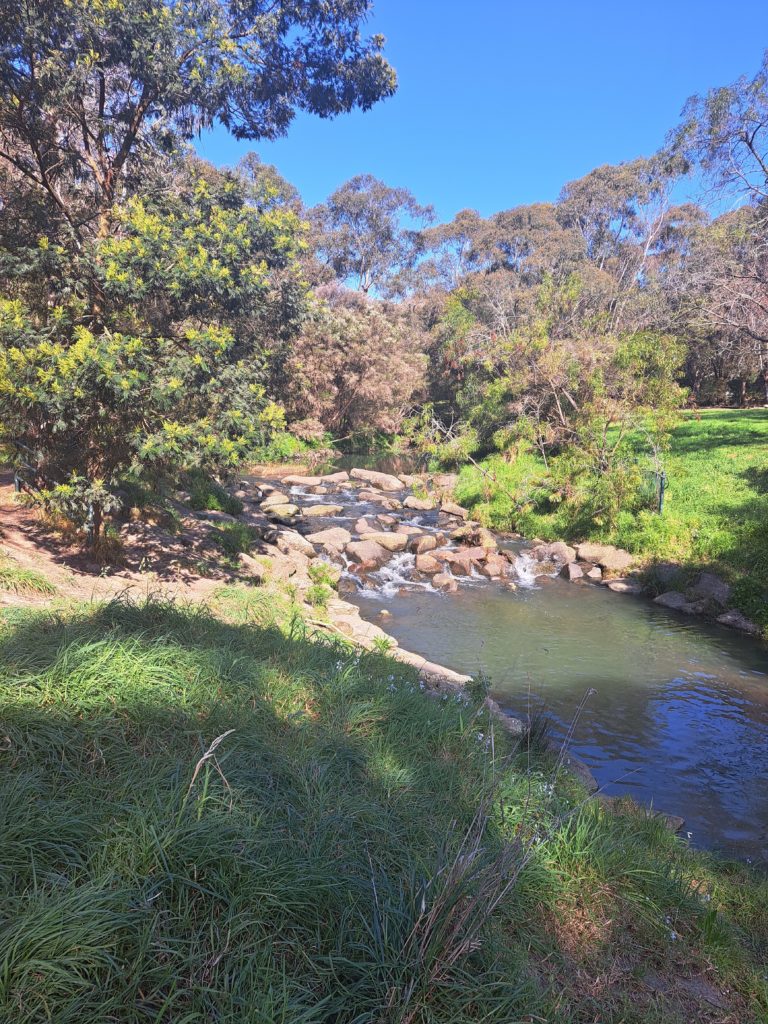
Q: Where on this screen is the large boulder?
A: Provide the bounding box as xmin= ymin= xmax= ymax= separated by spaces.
xmin=320 ymin=471 xmax=350 ymax=485
xmin=238 ymin=552 xmax=268 ymax=583
xmin=403 ymin=495 xmax=435 ymax=511
xmin=305 ymin=527 xmax=352 ymax=555
xmin=357 ymin=489 xmax=402 ymax=509
xmin=394 ymin=524 xmax=422 ymax=536
xmin=354 ymin=517 xmax=377 ymax=534
xmin=359 ymin=531 xmax=408 ymax=552
xmin=607 ymin=578 xmax=643 ymax=595
xmin=450 ymin=524 xmax=497 ymax=550
xmin=443 ymin=551 xmax=474 ymax=575
xmin=346 ymin=540 xmax=389 ymax=569
xmin=688 ymin=572 xmax=731 ymax=607
xmin=350 ymin=467 xmax=404 ymax=492
xmin=415 ymin=553 xmax=442 ymax=574
xmin=575 ymin=542 xmax=635 ymax=573
xmin=269 ymin=504 xmax=301 ymax=521
xmin=654 ymin=591 xmax=705 ymax=614
xmin=303 ymin=504 xmax=344 ymax=517
xmin=276 ymin=531 xmax=317 ymax=559
xmin=480 ymin=554 xmax=509 ymax=579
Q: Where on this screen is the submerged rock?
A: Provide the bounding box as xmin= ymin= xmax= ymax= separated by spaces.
xmin=607 ymin=578 xmax=643 ymax=595
xmin=654 ymin=590 xmax=705 ymax=614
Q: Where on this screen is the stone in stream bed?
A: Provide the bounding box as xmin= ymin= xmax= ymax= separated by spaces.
xmin=440 ymin=500 xmax=470 ymax=520
xmin=575 ymin=542 xmax=634 ymax=573
xmin=451 ymin=524 xmax=497 ymax=550
xmin=432 ymin=573 xmax=459 ymax=593
xmin=358 ymin=531 xmax=408 ymax=552
xmin=269 ymin=504 xmax=301 ymax=521
xmin=560 ymin=562 xmax=584 ymax=582
xmin=653 ymin=590 xmax=704 ymax=613
xmin=349 ymin=467 xmax=404 ymax=491
xmin=717 ymin=609 xmax=760 ymax=634
xmin=415 ymin=553 xmax=442 ymax=574
xmin=394 ymin=524 xmax=422 ymax=536
xmin=533 ymin=540 xmax=577 ymax=565
xmin=321 ymin=471 xmax=350 ymax=485
xmin=276 ymin=531 xmax=317 ymax=558
xmin=607 ymin=578 xmax=642 ymax=594
xmin=480 ymin=554 xmax=510 ymax=579
xmin=357 ymin=489 xmax=403 ymax=509
xmin=305 ymin=527 xmax=352 ymax=555
xmin=346 ymin=540 xmax=390 ymax=570
xmin=303 ymin=503 xmax=344 ymax=517
xmin=410 ymin=535 xmax=437 ymax=554
xmin=354 ymin=517 xmax=377 ymax=534
xmin=376 ymin=513 xmax=398 ymax=527
xmin=260 ymin=491 xmax=290 ymax=509
xmin=403 ymin=495 xmax=435 ymax=511
xmin=282 ymin=474 xmax=323 ymax=486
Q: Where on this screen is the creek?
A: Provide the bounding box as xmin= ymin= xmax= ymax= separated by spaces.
xmin=282 ymin=465 xmax=768 ymax=863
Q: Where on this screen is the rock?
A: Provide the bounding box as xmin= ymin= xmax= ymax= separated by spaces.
xmin=432 ymin=573 xmax=458 ymax=593
xmin=575 ymin=542 xmax=635 ymax=573
xmin=480 ymin=554 xmax=508 ymax=579
xmin=443 ymin=551 xmax=474 ymax=575
xmin=560 ymin=561 xmax=584 ymax=581
xmin=276 ymin=531 xmax=317 ymax=559
xmin=350 ymin=467 xmax=404 ymax=492
xmin=346 ymin=540 xmax=389 ymax=569
xmin=238 ymin=552 xmax=267 ymax=582
xmin=196 ymin=509 xmax=238 ymax=524
xmin=357 ymin=490 xmax=402 ymax=509
xmin=376 ymin=514 xmax=398 ymax=527
xmin=607 ymin=578 xmax=644 ymax=595
xmin=269 ymin=504 xmax=301 ymax=520
xmin=403 ymin=495 xmax=435 ymax=511
xmin=654 ymin=590 xmax=705 ymax=614
xmin=282 ymin=474 xmax=322 ymax=486
xmin=688 ymin=571 xmax=731 ymax=607
xmin=432 ymin=473 xmax=459 ymax=491
xmin=559 ymin=753 xmax=599 ymax=793
xmin=303 ymin=503 xmax=344 ymax=517
xmin=534 ymin=540 xmax=577 ymax=565
xmin=440 ymin=500 xmax=469 ymax=520
xmin=320 ymin=471 xmax=350 ymax=484
xmin=410 ymin=534 xmax=438 ymax=555
xmin=260 ymin=492 xmax=290 ymax=509
xmin=451 ymin=525 xmax=497 ymax=550
xmin=337 ymin=577 xmax=357 ymax=595
xmin=358 ymin=531 xmax=408 ymax=552
xmin=585 ymin=565 xmax=603 ymax=581
xmin=415 ymin=553 xmax=442 ymax=574
xmin=717 ymin=609 xmax=760 ymax=635
xmin=308 ymin=485 xmax=329 ymax=495
xmin=354 ymin=517 xmax=377 ymax=534
xmin=461 ymin=545 xmax=488 ymax=563
xmin=305 ymin=527 xmax=352 ymax=555
xmin=394 ymin=524 xmax=422 ymax=536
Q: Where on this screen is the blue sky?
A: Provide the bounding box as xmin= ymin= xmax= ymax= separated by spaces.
xmin=196 ymin=1 xmax=768 ymax=222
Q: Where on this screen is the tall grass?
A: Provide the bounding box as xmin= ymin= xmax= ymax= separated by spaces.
xmin=0 ymin=592 xmax=765 ymax=1023
xmin=0 ymin=557 xmax=55 ymax=595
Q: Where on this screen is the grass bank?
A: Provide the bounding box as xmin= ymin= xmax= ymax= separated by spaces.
xmin=454 ymin=408 xmax=768 ymax=628
xmin=0 ymin=587 xmax=766 ymax=1022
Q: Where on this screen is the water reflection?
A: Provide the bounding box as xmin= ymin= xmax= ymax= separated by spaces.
xmin=351 ymin=576 xmax=768 ymax=861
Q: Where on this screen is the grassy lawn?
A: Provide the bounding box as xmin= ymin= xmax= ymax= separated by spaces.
xmin=455 ymin=409 xmax=768 ymax=627
xmin=0 ymin=588 xmax=766 ymax=1022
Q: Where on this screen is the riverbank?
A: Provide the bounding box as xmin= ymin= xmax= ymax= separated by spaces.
xmin=453 ymin=409 xmax=768 ymax=636
xmin=2 ymin=586 xmax=767 ymax=1023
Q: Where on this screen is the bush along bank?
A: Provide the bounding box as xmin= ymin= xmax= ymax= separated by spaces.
xmin=1 ymin=586 xmax=767 ymax=1024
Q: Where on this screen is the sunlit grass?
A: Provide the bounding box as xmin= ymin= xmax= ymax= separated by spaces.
xmin=0 ymin=556 xmax=56 ymax=595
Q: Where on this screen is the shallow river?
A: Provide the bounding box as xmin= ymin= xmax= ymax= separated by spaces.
xmin=280 ymin=465 xmax=768 ymax=862
xmin=351 ymin=560 xmax=768 ymax=861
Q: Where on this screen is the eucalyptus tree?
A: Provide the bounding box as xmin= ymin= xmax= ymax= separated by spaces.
xmin=311 ymin=174 xmax=433 ymax=294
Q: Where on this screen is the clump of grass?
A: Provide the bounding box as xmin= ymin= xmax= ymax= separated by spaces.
xmin=211 ymin=520 xmax=257 ymax=558
xmin=308 ymin=560 xmax=339 ymax=588
xmin=305 ymin=581 xmax=332 ymax=607
xmin=186 ymin=470 xmax=243 ymax=516
xmin=0 ymin=593 xmax=765 ymax=1023
xmin=0 ymin=557 xmax=55 ymax=595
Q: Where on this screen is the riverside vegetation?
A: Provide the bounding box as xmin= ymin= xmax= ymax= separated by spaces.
xmin=2 ymin=4 xmax=768 ymax=1022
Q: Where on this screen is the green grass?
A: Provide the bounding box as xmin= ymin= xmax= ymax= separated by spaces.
xmin=0 ymin=589 xmax=765 ymax=1022
xmin=455 ymin=409 xmax=768 ymax=626
xmin=0 ymin=557 xmax=56 ymax=595
xmin=187 ymin=471 xmax=244 ymax=516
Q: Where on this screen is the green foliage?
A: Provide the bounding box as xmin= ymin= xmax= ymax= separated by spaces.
xmin=307 ymin=561 xmax=339 ymax=588
xmin=211 ymin=522 xmax=257 ymax=559
xmin=305 ymin=582 xmax=333 ymax=608
xmin=0 ymin=558 xmax=55 ymax=596
xmin=187 ymin=472 xmax=243 ymax=516
xmin=0 ymin=595 xmax=765 ymax=1023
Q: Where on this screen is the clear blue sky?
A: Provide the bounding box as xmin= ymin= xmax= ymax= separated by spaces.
xmin=196 ymin=1 xmax=768 ymax=222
